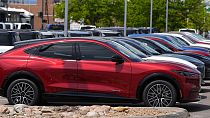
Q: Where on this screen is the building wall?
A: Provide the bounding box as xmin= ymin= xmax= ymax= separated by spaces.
xmin=9 ymin=0 xmax=55 ymax=30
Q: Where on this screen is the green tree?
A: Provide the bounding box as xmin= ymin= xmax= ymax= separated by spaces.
xmin=54 ymin=0 xmax=124 ymax=27
xmin=54 ymin=0 xmax=209 ymax=31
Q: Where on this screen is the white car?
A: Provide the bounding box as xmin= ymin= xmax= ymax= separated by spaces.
xmin=39 ymin=31 xmax=55 ymax=39
xmin=0 ymin=46 xmax=14 ymax=54
xmin=179 ymin=28 xmax=197 ymax=34
xmin=14 ymin=23 xmax=32 ymax=30
xmin=162 ymin=33 xmax=210 ymax=49
xmin=143 ymin=56 xmax=197 ymax=69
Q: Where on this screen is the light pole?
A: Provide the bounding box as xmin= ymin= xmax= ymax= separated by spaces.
xmin=124 ymin=0 xmax=127 ymax=37
xmin=150 ymin=0 xmax=153 ymax=34
xmin=64 ymin=0 xmax=69 ymax=37
xmin=166 ymin=0 xmax=168 ymax=32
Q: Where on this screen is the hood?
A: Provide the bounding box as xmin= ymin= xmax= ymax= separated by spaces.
xmin=143 ymin=56 xmax=197 ymax=69
xmin=191 ymin=43 xmax=210 ymax=49
xmin=161 ymin=54 xmax=204 ymax=65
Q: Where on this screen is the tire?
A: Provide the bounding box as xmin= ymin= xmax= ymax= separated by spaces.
xmin=143 ymin=80 xmax=177 ymax=107
xmin=7 ymin=79 xmax=39 ymax=105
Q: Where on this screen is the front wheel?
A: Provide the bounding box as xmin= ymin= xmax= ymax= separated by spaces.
xmin=7 ymin=79 xmax=39 ymax=105
xmin=143 ymin=80 xmax=177 ymax=107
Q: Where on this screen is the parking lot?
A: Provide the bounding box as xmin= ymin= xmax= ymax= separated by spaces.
xmin=179 ymin=80 xmax=210 ymax=118
xmin=0 ymin=81 xmax=209 ymax=118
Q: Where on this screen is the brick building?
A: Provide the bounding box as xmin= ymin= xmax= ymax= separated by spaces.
xmin=8 ymin=0 xmax=56 ymax=30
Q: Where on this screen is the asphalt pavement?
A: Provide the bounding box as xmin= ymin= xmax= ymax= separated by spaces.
xmin=0 ymin=81 xmax=209 ymax=117
xmin=178 ymin=80 xmax=210 ymax=118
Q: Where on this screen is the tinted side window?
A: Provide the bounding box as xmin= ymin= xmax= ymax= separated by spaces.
xmin=36 ymin=42 xmax=75 ymax=60
xmin=0 ymin=24 xmax=3 ymax=29
xmin=6 ymin=25 xmax=11 ymax=29
xmin=79 ymin=42 xmax=116 ymax=61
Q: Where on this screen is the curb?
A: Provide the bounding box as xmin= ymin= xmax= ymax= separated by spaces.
xmin=124 ymin=107 xmax=189 ymax=118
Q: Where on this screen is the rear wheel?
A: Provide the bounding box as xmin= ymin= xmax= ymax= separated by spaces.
xmin=143 ymin=80 xmax=177 ymax=107
xmin=7 ymin=79 xmax=39 ymax=105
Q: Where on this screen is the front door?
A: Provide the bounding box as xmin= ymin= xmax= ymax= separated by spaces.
xmin=76 ymin=41 xmax=132 ymax=97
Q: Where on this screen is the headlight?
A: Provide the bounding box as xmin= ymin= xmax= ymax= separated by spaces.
xmin=172 ymin=70 xmax=199 ymax=78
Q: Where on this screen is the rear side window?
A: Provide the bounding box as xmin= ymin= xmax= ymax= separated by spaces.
xmin=35 ymin=42 xmax=75 ymax=60
xmin=21 ymin=24 xmax=32 ymax=29
xmin=5 ymin=24 xmax=11 ymax=29
xmin=78 ymin=42 xmax=116 ymax=61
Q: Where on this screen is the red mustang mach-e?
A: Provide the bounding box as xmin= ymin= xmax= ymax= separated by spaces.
xmin=0 ymin=37 xmax=201 ymax=107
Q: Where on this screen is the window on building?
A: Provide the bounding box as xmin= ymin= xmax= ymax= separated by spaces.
xmin=8 ymin=0 xmax=37 ymax=4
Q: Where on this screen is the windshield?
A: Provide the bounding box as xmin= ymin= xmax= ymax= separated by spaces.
xmin=114 ymin=41 xmax=148 ymax=58
xmin=150 ymin=36 xmax=183 ymax=50
xmin=106 ymin=41 xmax=142 ymax=62
xmin=152 ymin=41 xmax=173 ymax=52
xmin=188 ymin=33 xmax=208 ymax=41
xmin=165 ymin=36 xmax=184 ymax=47
xmin=170 ymin=36 xmax=189 ymax=46
xmin=123 ymin=40 xmax=160 ymax=55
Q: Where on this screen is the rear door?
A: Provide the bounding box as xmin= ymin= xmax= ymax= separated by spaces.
xmin=27 ymin=42 xmax=78 ymax=93
xmin=76 ymin=41 xmax=132 ymax=97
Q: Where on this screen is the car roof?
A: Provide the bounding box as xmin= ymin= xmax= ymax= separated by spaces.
xmin=14 ymin=37 xmax=117 ymax=48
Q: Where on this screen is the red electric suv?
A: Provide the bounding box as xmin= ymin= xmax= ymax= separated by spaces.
xmin=0 ymin=37 xmax=201 ymax=107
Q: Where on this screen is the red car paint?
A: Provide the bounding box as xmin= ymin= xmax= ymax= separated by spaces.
xmin=0 ymin=38 xmax=201 ymax=104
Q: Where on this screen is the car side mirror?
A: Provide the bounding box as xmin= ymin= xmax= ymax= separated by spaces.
xmin=111 ymin=55 xmax=124 ymax=64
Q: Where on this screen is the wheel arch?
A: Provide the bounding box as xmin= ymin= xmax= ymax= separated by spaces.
xmin=136 ymin=73 xmax=181 ymax=101
xmin=2 ymin=71 xmax=45 ymax=97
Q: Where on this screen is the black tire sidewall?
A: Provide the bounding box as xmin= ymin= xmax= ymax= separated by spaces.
xmin=7 ymin=79 xmax=39 ymax=105
xmin=143 ymin=80 xmax=177 ymax=107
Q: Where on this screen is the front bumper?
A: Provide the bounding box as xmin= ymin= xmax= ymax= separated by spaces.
xmin=180 ymin=75 xmax=201 ymax=103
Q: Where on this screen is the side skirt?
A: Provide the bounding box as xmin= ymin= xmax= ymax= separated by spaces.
xmin=43 ymin=91 xmax=140 ymax=104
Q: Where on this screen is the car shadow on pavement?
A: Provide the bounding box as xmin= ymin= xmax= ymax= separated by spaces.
xmin=200 ymin=88 xmax=210 ymax=93
xmin=203 ymin=82 xmax=210 ymax=86
xmin=177 ymin=103 xmax=210 ymax=112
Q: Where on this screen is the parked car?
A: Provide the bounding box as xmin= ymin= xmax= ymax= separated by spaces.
xmin=44 ymin=24 xmax=64 ymax=31
xmin=129 ymin=35 xmax=210 ymax=80
xmin=15 ymin=30 xmax=39 ymax=41
xmin=38 ymin=31 xmax=55 ymax=39
xmin=0 ymin=37 xmax=201 ymax=107
xmin=111 ymin=38 xmax=204 ymax=76
xmin=161 ymin=33 xmax=210 ymax=50
xmin=138 ymin=27 xmax=160 ymax=34
xmin=14 ymin=23 xmax=32 ymax=30
xmin=129 ymin=34 xmax=210 ymax=53
xmin=179 ymin=28 xmax=197 ymax=34
xmin=99 ymin=27 xmax=139 ymax=36
xmin=90 ymin=29 xmax=122 ymax=37
xmin=68 ymin=30 xmax=93 ymax=37
xmin=0 ymin=31 xmax=17 ymax=53
xmin=4 ymin=23 xmax=15 ymax=30
xmin=119 ymin=37 xmax=205 ymax=84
